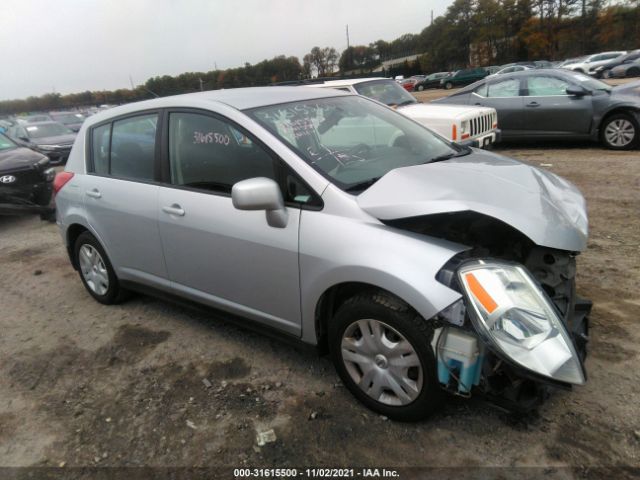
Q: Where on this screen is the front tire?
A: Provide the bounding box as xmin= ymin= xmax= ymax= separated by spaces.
xmin=328 ymin=293 xmax=443 ymax=421
xmin=74 ymin=231 xmax=129 ymax=304
xmin=444 ymin=82 xmax=453 ymax=90
xmin=601 ymin=113 xmax=639 ymax=150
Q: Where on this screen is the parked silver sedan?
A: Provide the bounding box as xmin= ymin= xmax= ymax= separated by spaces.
xmin=54 ymin=87 xmax=589 ymax=420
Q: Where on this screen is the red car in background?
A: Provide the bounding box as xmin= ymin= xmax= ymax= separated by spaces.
xmin=399 ymin=78 xmax=418 ymax=92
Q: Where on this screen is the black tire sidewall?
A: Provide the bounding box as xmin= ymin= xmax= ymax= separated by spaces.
xmin=328 ymin=295 xmax=443 ymax=421
xmin=74 ymin=231 xmax=122 ymax=304
xmin=601 ymin=113 xmax=639 ymax=150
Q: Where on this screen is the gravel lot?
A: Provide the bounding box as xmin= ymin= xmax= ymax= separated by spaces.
xmin=1 ymin=83 xmax=639 ymax=477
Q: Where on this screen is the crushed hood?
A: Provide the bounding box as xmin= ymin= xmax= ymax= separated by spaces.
xmin=357 ymin=149 xmax=588 ymax=252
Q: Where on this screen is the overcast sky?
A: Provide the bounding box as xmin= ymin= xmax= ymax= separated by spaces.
xmin=0 ymin=0 xmax=451 ymax=101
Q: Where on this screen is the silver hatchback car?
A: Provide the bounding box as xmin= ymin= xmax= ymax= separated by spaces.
xmin=55 ymin=87 xmax=590 ymax=421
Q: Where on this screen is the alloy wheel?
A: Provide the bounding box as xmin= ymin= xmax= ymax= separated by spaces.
xmin=79 ymin=244 xmax=109 ymax=295
xmin=605 ymin=119 xmax=635 ymax=147
xmin=341 ymin=319 xmax=423 ymax=406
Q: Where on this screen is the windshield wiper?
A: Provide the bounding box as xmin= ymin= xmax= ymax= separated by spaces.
xmin=388 ymin=100 xmax=416 ymax=108
xmin=345 ymin=177 xmax=382 ymax=193
xmin=425 ymin=148 xmax=472 ymax=164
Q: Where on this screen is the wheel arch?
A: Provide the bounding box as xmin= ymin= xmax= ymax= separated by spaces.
xmin=598 ymin=106 xmax=640 ymax=137
xmin=65 ymin=221 xmax=111 ymax=271
xmin=309 ymin=260 xmax=464 ymax=354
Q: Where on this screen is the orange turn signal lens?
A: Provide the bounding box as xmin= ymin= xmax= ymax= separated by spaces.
xmin=465 ymin=272 xmax=498 ymax=313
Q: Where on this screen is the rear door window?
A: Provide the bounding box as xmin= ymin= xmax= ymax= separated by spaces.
xmin=110 ymin=115 xmax=157 ymax=180
xmin=91 ymin=124 xmax=110 ymax=175
xmin=526 ymin=76 xmax=571 ymax=96
xmin=89 ymin=113 xmax=158 ymax=181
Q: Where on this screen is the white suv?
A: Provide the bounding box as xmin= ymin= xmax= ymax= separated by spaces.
xmin=306 ymin=78 xmax=500 ymax=148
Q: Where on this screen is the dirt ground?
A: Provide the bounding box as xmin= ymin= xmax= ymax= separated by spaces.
xmin=1 ymin=88 xmax=639 ymax=478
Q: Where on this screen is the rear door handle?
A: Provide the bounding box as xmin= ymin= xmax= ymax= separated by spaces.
xmin=162 ymin=204 xmax=185 ymax=216
xmin=526 ymin=101 xmax=540 ymax=107
xmin=474 ymin=102 xmax=483 ymax=106
xmin=86 ymin=189 xmax=102 ymax=199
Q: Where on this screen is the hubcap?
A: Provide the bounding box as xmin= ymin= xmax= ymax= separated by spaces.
xmin=605 ymin=119 xmax=635 ymax=147
xmin=79 ymin=244 xmax=109 ymax=295
xmin=341 ymin=319 xmax=423 ymax=406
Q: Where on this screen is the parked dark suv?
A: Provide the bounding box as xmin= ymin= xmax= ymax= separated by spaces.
xmin=441 ymin=68 xmax=489 ymax=89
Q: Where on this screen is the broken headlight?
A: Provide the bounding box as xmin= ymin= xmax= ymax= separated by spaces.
xmin=458 ymin=260 xmax=585 ymax=385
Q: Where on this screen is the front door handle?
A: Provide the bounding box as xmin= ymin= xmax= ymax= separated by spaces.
xmin=526 ymin=101 xmax=540 ymax=107
xmin=162 ymin=204 xmax=185 ymax=216
xmin=474 ymin=102 xmax=483 ymax=106
xmin=86 ymin=189 xmax=102 ymax=199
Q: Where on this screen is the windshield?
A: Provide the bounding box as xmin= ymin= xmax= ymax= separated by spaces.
xmin=51 ymin=113 xmax=85 ymax=124
xmin=248 ymin=96 xmax=462 ymax=192
xmin=25 ymin=123 xmax=74 ymax=139
xmin=353 ymin=80 xmax=417 ymax=107
xmin=0 ymin=134 xmax=16 ymax=151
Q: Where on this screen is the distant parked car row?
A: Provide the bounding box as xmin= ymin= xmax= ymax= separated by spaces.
xmin=558 ymin=49 xmax=640 ymax=78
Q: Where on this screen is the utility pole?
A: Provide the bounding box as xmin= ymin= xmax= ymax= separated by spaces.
xmin=346 ymin=24 xmax=350 ymax=49
xmin=199 ymin=78 xmax=204 ymax=91
xmin=129 ymin=75 xmax=135 ymax=90
xmin=431 ymin=9 xmax=434 ymax=25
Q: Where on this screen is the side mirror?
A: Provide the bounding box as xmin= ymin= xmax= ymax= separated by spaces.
xmin=232 ymin=177 xmax=288 ymax=228
xmin=18 ymin=136 xmax=29 ymax=142
xmin=566 ymin=85 xmax=588 ymax=96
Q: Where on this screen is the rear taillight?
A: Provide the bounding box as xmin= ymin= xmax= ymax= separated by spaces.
xmin=53 ymin=171 xmax=74 ymax=195
xmin=452 ymin=124 xmax=458 ymax=141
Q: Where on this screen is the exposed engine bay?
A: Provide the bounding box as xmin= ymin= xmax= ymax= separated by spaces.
xmin=387 ymin=211 xmax=591 ymax=412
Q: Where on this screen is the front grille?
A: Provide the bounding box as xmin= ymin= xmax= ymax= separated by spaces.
xmin=0 ymin=166 xmax=43 ymax=186
xmin=470 ymin=113 xmax=494 ymax=137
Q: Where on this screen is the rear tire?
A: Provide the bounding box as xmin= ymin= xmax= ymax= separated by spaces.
xmin=416 ymin=84 xmax=424 ymax=91
xmin=600 ymin=112 xmax=639 ymax=150
xmin=328 ymin=292 xmax=443 ymax=421
xmin=74 ymin=231 xmax=129 ymax=304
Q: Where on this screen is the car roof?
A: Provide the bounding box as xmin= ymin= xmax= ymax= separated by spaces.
xmin=305 ymin=78 xmax=392 ymax=88
xmin=84 ymin=86 xmax=352 ymax=124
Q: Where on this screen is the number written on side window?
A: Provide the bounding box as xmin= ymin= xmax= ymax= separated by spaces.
xmin=168 ymin=112 xmax=277 ymax=194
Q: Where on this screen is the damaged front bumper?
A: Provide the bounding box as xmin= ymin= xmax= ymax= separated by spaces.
xmin=0 ymin=169 xmax=55 ymax=217
xmin=434 ymin=258 xmax=590 ymax=409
